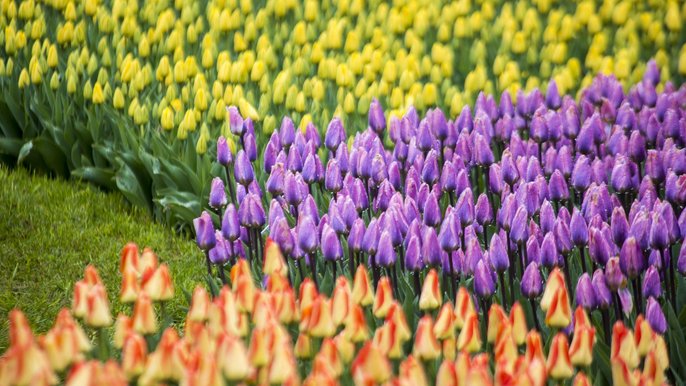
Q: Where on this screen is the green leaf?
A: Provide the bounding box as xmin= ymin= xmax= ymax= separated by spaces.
xmin=17 ymin=141 xmax=33 ymax=164
xmin=115 ymin=159 xmax=153 ymax=212
xmin=72 ymin=167 xmax=116 ymax=190
xmin=0 ymin=137 xmax=24 ymax=156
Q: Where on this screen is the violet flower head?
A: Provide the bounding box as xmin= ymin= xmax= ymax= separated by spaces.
xmin=347 ymin=218 xmax=365 ymax=252
xmin=521 ymin=262 xmax=542 ymax=298
xmin=227 ymin=106 xmax=244 ymax=136
xmin=238 ymin=193 xmax=265 ymax=228
xmin=473 ymin=133 xmax=494 ymax=166
xmin=194 ymin=211 xmax=216 ymax=251
xmin=474 ymin=259 xmax=496 ymax=299
xmin=549 ymin=170 xmax=569 ymax=201
xmin=283 ymin=171 xmax=302 ymax=206
xmin=576 ymin=273 xmax=597 ymax=310
xmin=539 ymin=200 xmax=555 ymax=235
xmin=301 ymin=153 xmax=318 ymax=184
xmin=297 ymin=215 xmax=319 ymax=253
xmin=592 ymin=269 xmax=612 ymax=309
xmin=422 ymin=149 xmax=440 ymax=185
xmin=368 ymin=98 xmax=386 ymax=133
xmin=649 ymin=213 xmax=669 ymax=251
xmin=209 ymin=177 xmax=227 ymax=209
xmin=488 ymin=163 xmax=503 ymax=194
xmin=208 ymin=232 xmax=231 ymax=265
xmin=422 ymin=225 xmax=442 ymax=266
xmin=570 ymin=208 xmax=588 ymax=247
xmin=604 ymin=256 xmax=626 ymax=291
xmin=362 ymin=218 xmax=380 ymax=255
xmin=234 ymin=150 xmax=254 ymax=186
xmin=475 ymin=193 xmax=493 ymax=225
xmin=217 ymin=136 xmax=232 ymax=166
xmin=619 ymin=237 xmax=644 ymax=279
xmin=456 ymin=188 xmax=475 ymax=226
xmin=270 ymin=216 xmax=294 ymax=256
xmin=325 ymin=117 xmax=345 ymax=151
xmin=423 ymin=192 xmax=441 ymax=228
xmin=321 ymin=223 xmax=342 ymax=261
xmin=489 ymin=233 xmax=509 ymax=272
xmin=375 ymin=231 xmax=396 ymax=267
xmin=546 ymin=79 xmax=561 ymax=109
xmin=611 ymin=206 xmax=629 ymax=246
xmin=571 ymin=155 xmax=592 ymax=191
xmin=263 ymin=141 xmax=278 ymax=174
xmin=588 ymin=227 xmax=612 ymax=266
xmin=405 ymin=234 xmax=423 ymax=271
xmin=679 ymin=243 xmax=686 ymax=275
xmin=244 ymin=133 xmax=257 ymax=162
xmin=642 ymin=265 xmax=662 ymax=300
xmin=540 ymin=232 xmax=558 ymax=269
xmin=280 ymin=116 xmax=295 ymax=149
xmin=645 ymin=297 xmax=667 ymax=334
xmin=509 ymin=206 xmax=529 ymax=244
xmin=325 ymin=159 xmax=343 ymax=193
xmin=554 ymin=219 xmax=573 ymax=255
xmin=221 ymin=204 xmax=240 ymax=241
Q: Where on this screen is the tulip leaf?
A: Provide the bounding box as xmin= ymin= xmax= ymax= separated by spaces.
xmin=115 ymin=159 xmax=153 ymax=212
xmin=32 ymin=136 xmax=69 ymax=177
xmin=665 ymin=303 xmax=686 ymax=379
xmin=71 ymin=167 xmax=116 ymax=190
xmin=154 ymin=188 xmax=202 ymax=226
xmin=16 ymin=140 xmax=32 ymax=165
xmin=0 ymin=137 xmax=24 ymax=156
xmin=591 ymin=339 xmax=612 ymax=386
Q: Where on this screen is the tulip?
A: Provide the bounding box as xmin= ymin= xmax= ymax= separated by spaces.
xmin=645 ymin=297 xmax=666 ymax=334
xmin=413 ymin=316 xmax=441 ymax=360
xmin=547 ymin=333 xmax=574 ymax=380
xmin=351 ymin=342 xmax=392 ymax=384
xmin=419 ymin=269 xmax=442 ymax=311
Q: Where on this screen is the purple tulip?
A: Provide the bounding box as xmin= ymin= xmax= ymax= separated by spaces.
xmin=208 ymin=232 xmax=231 ymax=265
xmin=227 ymin=106 xmax=244 ymax=135
xmin=194 ymin=211 xmax=216 ymax=251
xmin=325 ymin=117 xmax=345 ymax=151
xmin=619 ymin=237 xmax=644 ymax=279
xmin=238 ymin=193 xmax=265 ymax=228
xmin=234 ymin=150 xmax=254 ymax=186
xmin=474 ymin=259 xmax=496 ymax=298
xmin=209 ymin=177 xmax=227 ymax=209
xmin=217 ymin=136 xmax=232 ymax=166
xmin=368 ymin=98 xmax=386 ymax=133
xmin=540 ymin=232 xmax=558 ymax=269
xmin=576 ymin=273 xmax=597 ymax=310
xmin=321 ymin=223 xmax=342 ymax=261
xmin=221 ymin=204 xmax=240 ymax=241
xmin=489 ymin=233 xmax=509 ymax=272
xmin=645 ymin=297 xmax=667 ymax=334
xmin=642 ymin=265 xmax=662 ymax=300
xmin=521 ymin=262 xmax=543 ymax=298
xmin=605 ymin=257 xmax=626 ymax=291
xmin=422 ymin=225 xmax=442 ymax=266
xmin=375 ymin=231 xmax=396 ymax=267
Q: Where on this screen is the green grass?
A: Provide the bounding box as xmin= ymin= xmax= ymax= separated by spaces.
xmin=0 ymin=166 xmax=204 ymax=351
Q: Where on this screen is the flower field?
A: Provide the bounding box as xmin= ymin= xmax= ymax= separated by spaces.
xmin=1 ymin=0 xmax=686 ymax=385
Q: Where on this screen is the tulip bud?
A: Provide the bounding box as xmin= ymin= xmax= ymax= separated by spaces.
xmin=547 ymin=333 xmax=574 ymax=380
xmin=456 ymin=313 xmax=481 ymax=353
xmin=419 ymin=269 xmax=442 ymax=311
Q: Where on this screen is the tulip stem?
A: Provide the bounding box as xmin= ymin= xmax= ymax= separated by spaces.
xmin=633 ymin=278 xmax=642 ymax=314
xmin=331 ymin=260 xmax=337 ymax=283
xmin=499 ymin=271 xmax=509 ymax=311
xmin=204 ymin=250 xmax=213 ymax=276
xmin=665 ymin=247 xmax=677 ymax=308
xmin=579 ymin=247 xmax=588 ymax=274
xmin=413 ymin=271 xmax=421 ymax=295
xmin=370 ymin=255 xmax=380 ymax=290
xmin=224 ymin=165 xmax=235 ymax=204
xmin=297 ymin=259 xmax=306 ymax=283
xmin=602 ymin=308 xmax=611 ymax=345
xmin=97 ymin=327 xmax=109 ymax=361
xmin=448 ymin=254 xmax=457 ymax=301
xmin=562 ymin=254 xmax=573 ymax=303
xmin=218 ymin=264 xmax=227 ymax=284
xmin=309 ymin=253 xmax=319 ymax=290
xmin=348 ymin=248 xmax=355 ymax=278
xmin=613 ymin=292 xmax=623 ymax=322
xmin=529 ymin=298 xmax=542 ymax=332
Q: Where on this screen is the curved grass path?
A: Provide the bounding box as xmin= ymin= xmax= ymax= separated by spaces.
xmin=0 ymin=167 xmax=202 ymax=350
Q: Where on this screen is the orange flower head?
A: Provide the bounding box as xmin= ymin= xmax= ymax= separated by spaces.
xmin=373 ymin=276 xmax=394 ymax=318
xmin=540 ymin=268 xmax=566 ymax=311
xmin=569 ymin=323 xmax=596 ymax=367
xmin=572 ymin=371 xmax=591 ymax=386
xmin=611 ymin=321 xmax=639 ymax=369
xmin=132 ymin=292 xmax=157 ymax=335
xmin=119 ymin=268 xmax=140 ymax=304
xmin=544 ymin=285 xmax=571 ymax=328
xmin=454 ymin=286 xmax=477 ymax=329
xmin=442 ymin=337 xmax=457 ymax=361
xmin=546 ymin=333 xmax=573 ymax=380
xmin=332 ymin=276 xmax=352 ymax=326
xmin=141 ymin=264 xmax=174 ymax=301
xmin=351 ymin=264 xmax=374 ymax=306
xmin=188 ymin=286 xmax=211 ymax=322
xmin=138 ymin=328 xmax=184 ymax=383
xmin=413 ymin=316 xmax=441 ymax=360
xmin=217 ymin=332 xmax=251 ymax=381
xmin=83 ymin=265 xmax=103 ymax=286
xmin=351 ymin=342 xmax=392 ymax=384
xmin=84 ymin=283 xmax=112 ymax=328
xmin=299 ymin=278 xmax=319 ymax=325
xmin=234 ymin=274 xmax=256 ymax=313
xmin=385 ymin=301 xmax=411 ymax=341
xmin=487 ymin=303 xmax=508 ymax=343
xmin=308 ymin=295 xmax=336 ymax=338
xmin=433 ymin=302 xmax=456 ymax=340
xmin=318 ymin=338 xmax=343 ymax=376
xmin=121 ymin=333 xmax=147 ymax=378
xmin=634 ymin=314 xmax=655 ymax=357
xmin=505 ymin=303 xmax=526 ymax=345
xmin=295 ymin=332 xmax=312 ymax=359
xmin=457 ymin=312 xmax=482 ymax=353
xmin=436 ymin=359 xmax=458 ymax=386
xmin=525 ymin=330 xmax=546 ymax=365
xmin=120 ymin=242 xmax=140 ymax=274
xmin=344 ymin=303 xmax=370 ymax=342
xmin=230 ymin=258 xmax=251 ymax=286
xmin=611 ymin=357 xmax=638 ymax=386
xmin=399 ymin=355 xmax=428 ymax=386
xmin=419 ymin=268 xmax=442 ymax=311
xmin=139 ymin=247 xmax=159 ymax=273
xmin=263 ymin=237 xmax=289 ymax=277
xmin=334 ymin=332 xmax=355 ymax=363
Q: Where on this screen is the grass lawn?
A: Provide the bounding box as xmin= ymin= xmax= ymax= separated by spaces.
xmin=0 ymin=166 xmax=204 ymax=350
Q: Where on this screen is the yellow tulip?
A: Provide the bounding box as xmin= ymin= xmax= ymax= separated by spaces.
xmin=18 ymin=68 xmax=30 ymax=88
xmin=92 ymin=82 xmax=105 ymax=104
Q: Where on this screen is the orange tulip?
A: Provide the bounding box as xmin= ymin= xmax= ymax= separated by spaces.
xmin=141 ymin=264 xmax=174 ymax=301
xmin=373 ymin=276 xmax=394 ymax=318
xmin=334 ymin=332 xmax=355 ymax=363
xmin=525 ymin=330 xmax=546 ymax=365
xmin=434 ymin=302 xmax=456 ymax=339
xmin=572 ymin=372 xmax=591 ymax=386
xmin=132 ymin=292 xmax=157 ymax=334
xmin=332 ymin=276 xmax=352 ymax=326
xmin=611 ymin=321 xmax=639 ymax=369
xmin=266 ymin=271 xmax=291 ymax=293
xmin=642 ymin=350 xmax=665 ymax=386
xmin=188 ymin=286 xmax=211 ymax=322
xmin=248 ymin=325 xmax=272 ymax=367
xmin=436 ymin=359 xmax=458 ymax=386
xmin=71 ymin=281 xmax=89 ymax=319
xmin=275 ymin=287 xmax=299 ymax=324
xmin=344 ymin=303 xmax=370 ymax=342
xmin=634 ymin=315 xmax=654 ymax=357
xmin=120 ymin=242 xmax=140 ymax=274
xmin=540 ymin=268 xmax=566 ymax=311
xmin=351 ymin=265 xmax=374 ymax=306
xmin=569 ymin=324 xmax=596 ymax=367
xmin=295 ymin=332 xmax=312 ymax=359
xmin=139 ymin=247 xmax=159 ymax=273
xmin=546 ymin=333 xmax=573 ymax=380
xmin=216 ymin=332 xmax=251 ymax=381
xmin=652 ymin=335 xmax=669 ymax=371
xmin=318 ymin=338 xmax=343 ymax=377
xmin=351 ymin=342 xmax=392 ymax=384
xmin=487 ymin=303 xmax=508 ymax=343
xmin=230 ymin=258 xmax=251 ymax=286
xmin=138 ymin=328 xmax=184 ymax=384
xmin=454 ymin=351 xmax=472 ymax=381
xmin=493 ymin=323 xmax=518 ymax=367
xmin=454 ymin=286 xmax=477 ymax=329
xmin=39 ymin=309 xmax=91 ymax=371
xmin=3 ymin=310 xmax=58 ymax=386
xmin=234 ymin=273 xmax=256 ymax=313
xmin=413 ymin=316 xmax=441 ymax=360
xmin=299 ymin=278 xmax=319 ymax=328
xmin=83 ymin=265 xmax=103 ymax=286
xmin=544 ymin=286 xmax=571 ymax=328
xmin=466 ymin=359 xmax=493 ymax=386
xmin=442 ymin=337 xmax=456 ymax=361
xmin=419 ymin=268 xmax=442 ymax=311
xmin=308 ymin=295 xmax=336 ymax=338
xmin=263 ymin=237 xmax=289 ymax=276
xmin=67 ymin=360 xmax=127 ymax=386
xmin=84 ymin=284 xmax=112 ymax=327
xmin=457 ymin=312 xmax=482 ymax=353
xmin=308 ymin=355 xmax=338 ymax=384
xmin=267 ymin=345 xmax=298 ymax=385
xmin=509 ymin=302 xmax=528 ymax=345
xmin=121 ymin=333 xmax=147 ymax=378
xmin=119 ymin=268 xmax=140 ymax=304
xmin=399 ymin=356 xmax=428 ymax=386
xmin=385 ymin=301 xmax=411 ymax=341
xmin=207 ymin=287 xmax=241 ymax=336
xmin=611 ymin=357 xmax=638 ymax=386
